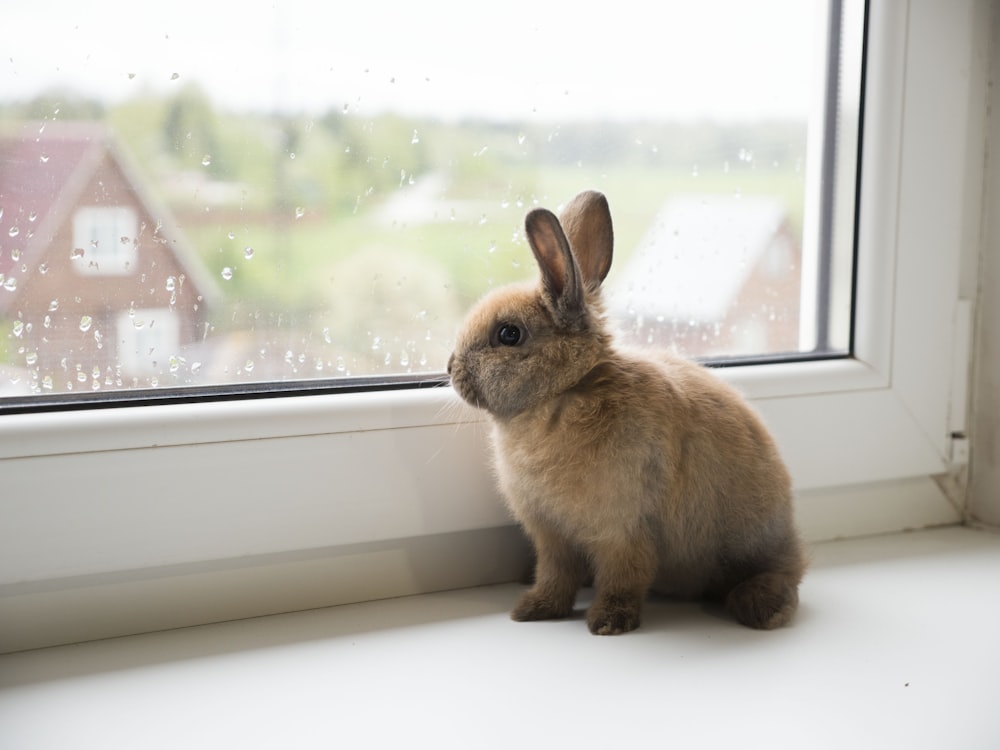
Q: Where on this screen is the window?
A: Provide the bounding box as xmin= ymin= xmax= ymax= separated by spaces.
xmin=2 ymin=0 xmax=859 ymax=402
xmin=115 ymin=308 xmax=180 ymax=379
xmin=0 ymin=2 xmax=981 ymax=650
xmin=71 ymin=206 xmax=138 ymax=276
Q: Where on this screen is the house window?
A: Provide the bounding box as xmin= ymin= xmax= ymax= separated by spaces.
xmin=1 ymin=0 xmax=859 ymax=403
xmin=115 ymin=308 xmax=181 ymax=378
xmin=71 ymin=206 xmax=138 ymax=276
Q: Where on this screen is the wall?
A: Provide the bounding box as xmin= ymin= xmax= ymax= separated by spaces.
xmin=970 ymin=1 xmax=1000 ymax=526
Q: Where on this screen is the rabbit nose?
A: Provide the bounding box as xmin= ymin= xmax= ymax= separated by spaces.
xmin=446 ymin=353 xmax=454 ymax=375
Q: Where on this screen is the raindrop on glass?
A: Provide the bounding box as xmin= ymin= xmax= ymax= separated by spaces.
xmin=8 ymin=226 xmax=19 ymax=238
xmin=201 ymin=154 xmax=212 ymax=167
xmin=295 ymin=206 xmax=305 ymax=220
xmin=71 ymin=247 xmax=85 ymax=260
xmin=48 ymin=299 xmax=59 ymax=312
xmin=221 ymin=267 xmax=233 ymax=281
xmin=79 ymin=315 xmax=93 ymax=332
xmin=3 ymin=277 xmax=17 ymax=291
xmin=165 ymin=276 xmax=177 ymax=291
xmin=243 ymin=246 xmax=254 ymax=260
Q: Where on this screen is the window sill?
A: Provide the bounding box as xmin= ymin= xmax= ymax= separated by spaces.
xmin=1 ymin=526 xmax=997 ymax=749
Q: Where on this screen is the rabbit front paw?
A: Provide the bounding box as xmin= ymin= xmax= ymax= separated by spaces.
xmin=511 ymin=588 xmax=576 ymax=622
xmin=587 ymin=593 xmax=642 ymax=635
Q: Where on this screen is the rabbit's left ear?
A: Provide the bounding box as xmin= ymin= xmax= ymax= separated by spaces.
xmin=559 ymin=191 xmax=613 ymax=287
xmin=525 ymin=208 xmax=586 ymax=323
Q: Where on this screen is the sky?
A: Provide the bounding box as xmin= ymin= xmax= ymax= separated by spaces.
xmin=2 ymin=0 xmax=823 ymax=122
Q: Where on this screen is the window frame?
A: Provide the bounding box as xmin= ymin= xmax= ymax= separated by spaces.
xmin=0 ymin=2 xmax=982 ymax=638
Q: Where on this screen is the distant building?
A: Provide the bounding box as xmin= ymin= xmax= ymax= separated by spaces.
xmin=608 ymin=194 xmax=801 ymax=359
xmin=0 ymin=122 xmax=219 ymax=392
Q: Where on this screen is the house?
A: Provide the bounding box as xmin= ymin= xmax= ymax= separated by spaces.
xmin=0 ymin=122 xmax=219 ymax=393
xmin=607 ymin=194 xmax=801 ymax=359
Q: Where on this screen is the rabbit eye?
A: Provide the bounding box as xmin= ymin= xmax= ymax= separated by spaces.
xmin=496 ymin=323 xmax=522 ymax=347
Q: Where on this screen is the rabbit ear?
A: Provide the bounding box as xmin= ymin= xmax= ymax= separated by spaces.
xmin=525 ymin=207 xmax=586 ymax=321
xmin=559 ymin=191 xmax=613 ymax=286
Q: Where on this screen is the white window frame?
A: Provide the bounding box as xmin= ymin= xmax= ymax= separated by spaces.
xmin=0 ymin=2 xmax=985 ymax=648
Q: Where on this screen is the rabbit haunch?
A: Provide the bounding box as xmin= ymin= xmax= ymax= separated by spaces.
xmin=448 ymin=190 xmax=805 ymax=635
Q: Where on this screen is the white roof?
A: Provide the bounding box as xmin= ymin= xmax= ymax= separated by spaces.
xmin=607 ymin=194 xmax=787 ymax=322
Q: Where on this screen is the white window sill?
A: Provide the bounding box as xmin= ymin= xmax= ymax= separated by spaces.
xmin=1 ymin=526 xmax=998 ymax=750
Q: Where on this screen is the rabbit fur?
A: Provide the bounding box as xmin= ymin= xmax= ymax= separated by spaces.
xmin=448 ymin=190 xmax=806 ymax=635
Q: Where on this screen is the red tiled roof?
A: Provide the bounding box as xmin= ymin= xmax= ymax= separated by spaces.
xmin=0 ymin=122 xmax=106 ymax=281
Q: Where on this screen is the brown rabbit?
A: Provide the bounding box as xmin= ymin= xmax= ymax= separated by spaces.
xmin=448 ymin=190 xmax=806 ymax=635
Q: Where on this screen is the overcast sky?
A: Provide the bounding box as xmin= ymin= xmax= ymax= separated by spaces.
xmin=3 ymin=0 xmax=823 ymax=122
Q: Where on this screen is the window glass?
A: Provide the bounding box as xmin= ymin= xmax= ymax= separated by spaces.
xmin=0 ymin=0 xmax=859 ymax=399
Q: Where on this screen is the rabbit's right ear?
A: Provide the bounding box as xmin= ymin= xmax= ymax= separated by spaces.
xmin=525 ymin=208 xmax=587 ymax=325
xmin=559 ymin=191 xmax=614 ymax=287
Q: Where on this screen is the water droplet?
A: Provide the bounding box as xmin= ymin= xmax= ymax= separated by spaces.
xmin=411 ymin=130 xmax=420 ymax=144
xmin=128 ymin=72 xmax=137 ymax=80
xmin=39 ymin=154 xmax=49 ymax=164
xmin=165 ymin=276 xmax=176 ymax=291
xmin=243 ymin=246 xmax=254 ymax=260
xmin=71 ymin=247 xmax=85 ymax=260
xmin=244 ymin=360 xmax=255 ymax=373
xmin=201 ymin=154 xmax=212 ymax=167
xmin=25 ymin=351 xmax=38 ymax=366
xmin=294 ymin=206 xmax=305 ymax=220
xmin=38 ymin=262 xmax=49 ymax=274
xmin=191 ymin=362 xmax=202 ymax=374
xmin=76 ymin=369 xmax=87 ymax=383
xmin=79 ymin=315 xmax=93 ymax=332
xmin=171 ymin=72 xmax=180 ymax=80
xmin=12 ymin=321 xmax=24 ymax=337
xmin=517 ymin=133 xmax=526 ymax=145
xmin=43 ymin=315 xmax=52 ymax=328
xmin=42 ymin=375 xmax=53 ymax=390
xmin=322 ymin=327 xmax=332 ymax=344
xmin=227 ymin=230 xmax=236 ymax=240
xmin=28 ymin=211 xmax=37 ymax=222
xmin=119 ymin=235 xmax=130 ymax=245
xmin=3 ymin=277 xmax=17 ymax=291
xmin=691 ymin=164 xmax=699 ymax=178
xmin=221 ymin=267 xmax=233 ymax=280
xmin=335 ymin=356 xmax=346 ymax=373
xmin=48 ymin=299 xmax=59 ymax=312
xmin=8 ymin=226 xmax=19 ymax=238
